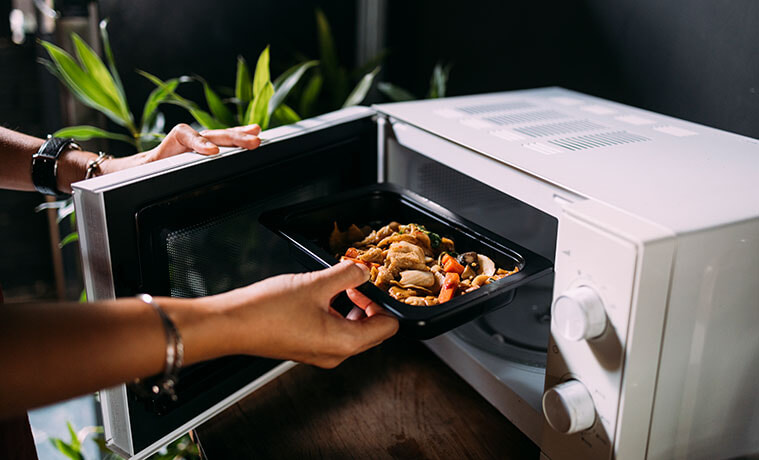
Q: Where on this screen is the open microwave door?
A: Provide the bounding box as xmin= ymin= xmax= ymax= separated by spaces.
xmin=72 ymin=107 xmax=378 ymax=459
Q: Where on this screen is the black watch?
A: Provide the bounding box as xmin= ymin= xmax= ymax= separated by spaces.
xmin=31 ymin=136 xmax=81 ymax=196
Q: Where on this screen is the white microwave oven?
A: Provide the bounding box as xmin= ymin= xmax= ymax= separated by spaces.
xmin=73 ymin=87 xmax=759 ymax=460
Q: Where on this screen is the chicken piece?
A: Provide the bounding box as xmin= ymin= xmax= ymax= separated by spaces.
xmin=404 ymin=296 xmax=440 ymax=306
xmin=374 ymin=266 xmax=395 ymax=290
xmin=356 ymin=223 xmax=396 ymax=247
xmin=377 ymin=233 xmax=418 ymax=248
xmin=377 ymin=232 xmax=434 ymax=256
xmin=359 ymin=247 xmax=385 ymax=264
xmin=389 ymin=286 xmax=419 ymax=301
xmin=412 ymin=231 xmax=433 ymax=253
xmin=404 ymin=296 xmax=428 ymax=306
xmin=385 ymin=241 xmax=427 ymax=276
xmin=424 ymin=296 xmax=440 ymax=306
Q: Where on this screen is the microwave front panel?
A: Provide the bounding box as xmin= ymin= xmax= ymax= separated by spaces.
xmin=74 ymin=109 xmax=378 ymax=458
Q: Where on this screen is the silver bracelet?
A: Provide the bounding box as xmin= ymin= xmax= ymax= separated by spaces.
xmin=84 ymin=151 xmax=113 ymax=179
xmin=135 ymin=293 xmax=184 ymax=402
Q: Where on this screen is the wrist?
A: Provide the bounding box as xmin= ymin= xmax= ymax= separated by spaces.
xmin=56 ymin=148 xmax=98 ymax=193
xmin=159 ymin=296 xmax=242 ymax=365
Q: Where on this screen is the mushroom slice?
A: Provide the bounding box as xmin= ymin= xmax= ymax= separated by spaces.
xmin=390 ymin=280 xmax=432 ymax=295
xmin=399 ymin=270 xmax=435 ymax=287
xmin=472 ymin=274 xmax=491 ymax=288
xmin=477 ymin=254 xmax=496 ymax=277
xmin=459 ymin=251 xmax=478 ymax=266
xmin=461 ymin=264 xmax=476 ymax=280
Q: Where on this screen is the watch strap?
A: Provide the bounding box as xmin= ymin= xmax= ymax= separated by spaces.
xmin=31 ymin=136 xmax=81 ymax=196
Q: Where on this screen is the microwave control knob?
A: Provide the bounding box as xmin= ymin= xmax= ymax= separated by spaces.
xmin=552 ymin=286 xmax=606 ymax=341
xmin=543 ymin=380 xmax=596 ymax=434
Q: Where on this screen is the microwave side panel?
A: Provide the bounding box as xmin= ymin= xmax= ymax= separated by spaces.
xmin=73 ymin=107 xmax=378 ymax=459
xmin=646 ymin=217 xmax=759 ymax=460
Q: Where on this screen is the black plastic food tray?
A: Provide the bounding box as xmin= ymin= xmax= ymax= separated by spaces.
xmin=260 ymin=184 xmax=553 ymax=339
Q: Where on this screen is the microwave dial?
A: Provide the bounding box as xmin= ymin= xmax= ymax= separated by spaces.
xmin=542 ymin=379 xmax=596 ymax=434
xmin=551 ymin=285 xmax=607 ymax=341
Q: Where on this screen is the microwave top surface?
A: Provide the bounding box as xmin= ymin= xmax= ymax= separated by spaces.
xmin=375 ymin=87 xmax=759 ymax=234
xmin=72 ymin=88 xmax=759 ymax=236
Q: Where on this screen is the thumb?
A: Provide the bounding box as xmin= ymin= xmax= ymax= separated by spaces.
xmin=312 ymin=261 xmax=369 ymax=299
xmin=346 ymin=314 xmax=400 ymax=354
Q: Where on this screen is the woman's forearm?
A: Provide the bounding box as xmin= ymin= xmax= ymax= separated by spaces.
xmin=0 ymin=126 xmax=101 ymax=193
xmin=0 ymin=296 xmax=235 ymax=417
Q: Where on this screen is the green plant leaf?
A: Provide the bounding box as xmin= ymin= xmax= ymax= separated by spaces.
xmin=252 ymin=45 xmax=270 ymax=98
xmin=141 ymin=78 xmax=179 ymax=131
xmin=342 ymin=67 xmax=380 ymax=108
xmin=428 ymin=62 xmax=452 ymax=99
xmin=315 ymin=9 xmax=348 ymax=107
xmin=39 ymin=41 xmax=128 ymax=128
xmin=71 ymin=33 xmax=130 ymax=123
xmin=54 ymin=125 xmax=135 ymax=145
xmin=351 ymin=50 xmax=387 ymax=81
xmin=67 ymin=422 xmax=81 ymax=452
xmin=79 ymin=289 xmax=87 ymax=303
xmin=270 ymin=60 xmax=317 ymax=116
xmin=102 ymin=454 xmax=125 ymax=460
xmin=377 ymin=82 xmax=415 ymax=102
xmin=316 ymin=9 xmax=338 ymax=82
xmin=140 ymin=71 xmax=226 ymax=130
xmin=272 ymin=104 xmax=301 ymax=126
xmin=247 ymin=81 xmax=274 ymax=129
xmin=299 ymin=73 xmax=323 ymax=117
xmin=37 ymin=57 xmax=63 ymax=81
xmin=99 ymin=19 xmax=126 ymax=106
xmin=50 ymin=438 xmax=83 ymax=460
xmin=188 ymin=107 xmax=227 ymax=130
xmin=59 ymin=232 xmax=79 ymax=248
xmin=199 ymin=77 xmax=235 ymax=127
xmin=235 ymin=55 xmax=253 ymax=104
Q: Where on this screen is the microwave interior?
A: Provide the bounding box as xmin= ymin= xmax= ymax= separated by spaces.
xmin=91 ymin=112 xmax=557 ymax=456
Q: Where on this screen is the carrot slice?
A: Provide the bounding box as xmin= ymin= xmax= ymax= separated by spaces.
xmin=438 ymin=272 xmax=460 ymax=303
xmin=442 ymin=254 xmax=465 ymax=274
xmin=340 ymin=256 xmax=379 ymax=269
xmin=344 ymin=247 xmax=359 ymax=258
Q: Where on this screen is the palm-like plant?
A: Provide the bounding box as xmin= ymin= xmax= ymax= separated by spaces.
xmin=39 ymin=20 xmax=179 ymax=151
xmin=378 ymin=62 xmax=453 ymax=102
xmin=144 ymin=46 xmax=318 ymax=131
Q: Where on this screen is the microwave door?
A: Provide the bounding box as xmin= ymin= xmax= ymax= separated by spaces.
xmin=73 ymin=107 xmax=378 ymax=459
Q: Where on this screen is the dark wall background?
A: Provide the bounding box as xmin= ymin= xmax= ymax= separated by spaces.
xmin=99 ymin=0 xmax=357 ymax=136
xmin=0 ymin=0 xmax=757 ymax=299
xmin=384 ymin=0 xmax=759 ymax=138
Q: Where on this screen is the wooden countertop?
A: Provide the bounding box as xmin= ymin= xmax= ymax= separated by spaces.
xmin=196 ymin=336 xmax=537 ymax=459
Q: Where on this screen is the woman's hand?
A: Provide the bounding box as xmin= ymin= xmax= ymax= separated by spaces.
xmin=99 ymin=123 xmax=262 ymax=175
xmin=208 ymin=261 xmax=400 ymax=368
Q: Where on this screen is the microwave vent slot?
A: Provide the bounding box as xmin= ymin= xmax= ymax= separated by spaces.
xmin=549 ymin=131 xmax=650 ymax=151
xmin=485 ymin=110 xmax=567 ymax=126
xmin=455 ymin=101 xmax=534 ymax=115
xmin=515 ymin=119 xmax=606 ymax=138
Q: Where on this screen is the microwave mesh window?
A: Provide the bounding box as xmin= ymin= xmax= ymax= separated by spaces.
xmin=164 ymin=184 xmax=328 ymax=298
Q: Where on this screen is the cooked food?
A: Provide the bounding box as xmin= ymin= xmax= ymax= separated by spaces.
xmin=330 ymin=222 xmax=519 ymax=306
